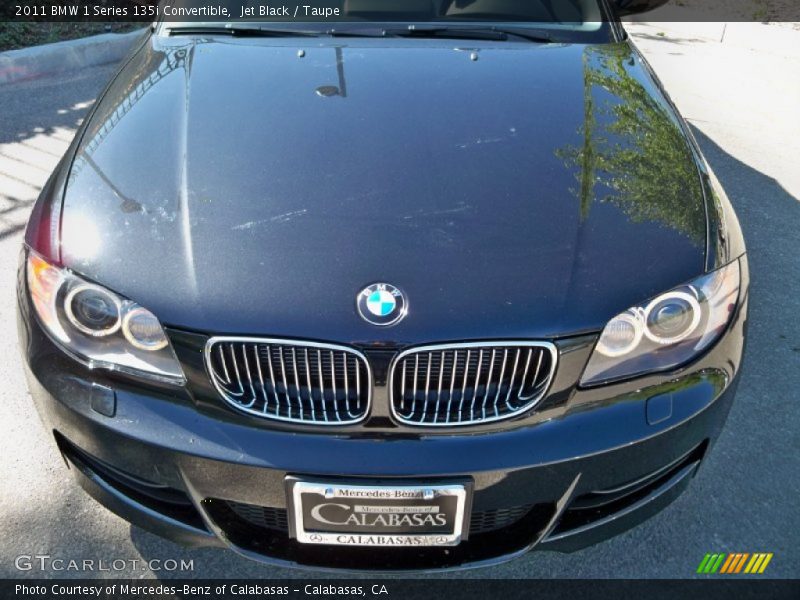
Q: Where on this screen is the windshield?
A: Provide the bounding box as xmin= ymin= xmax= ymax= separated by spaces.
xmin=159 ymin=1 xmax=611 ymax=40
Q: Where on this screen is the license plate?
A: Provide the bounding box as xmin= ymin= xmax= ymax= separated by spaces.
xmin=287 ymin=480 xmax=469 ymax=547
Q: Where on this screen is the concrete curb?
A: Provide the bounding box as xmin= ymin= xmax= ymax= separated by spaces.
xmin=0 ymin=28 xmax=147 ymax=86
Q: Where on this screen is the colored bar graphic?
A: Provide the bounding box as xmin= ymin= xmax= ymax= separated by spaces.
xmin=701 ymin=552 xmax=774 ymax=575
xmin=711 ymin=554 xmax=725 ymax=573
xmin=697 ymin=554 xmax=713 ymax=574
xmin=744 ymin=554 xmax=760 ymax=573
xmin=734 ymin=553 xmax=749 ymax=573
xmin=720 ymin=554 xmax=736 ymax=574
xmin=759 ymin=553 xmax=773 ymax=573
xmin=753 ymin=553 xmax=767 ymax=573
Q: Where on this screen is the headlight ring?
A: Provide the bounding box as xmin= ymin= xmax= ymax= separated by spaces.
xmin=64 ymin=283 xmax=123 ymax=337
xmin=122 ymin=306 xmax=169 ymax=351
xmin=596 ymin=310 xmax=644 ymax=357
xmin=642 ymin=290 xmax=702 ymax=346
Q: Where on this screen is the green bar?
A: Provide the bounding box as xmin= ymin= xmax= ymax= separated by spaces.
xmin=710 ymin=554 xmax=726 ymax=573
xmin=697 ymin=554 xmax=713 ymax=573
xmin=702 ymin=554 xmax=718 ymax=573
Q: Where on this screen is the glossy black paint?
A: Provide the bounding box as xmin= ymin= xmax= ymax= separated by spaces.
xmin=17 ymin=252 xmax=749 ymax=569
xmin=19 ymin=23 xmax=749 ymax=569
xmin=34 ymin=31 xmax=734 ymax=343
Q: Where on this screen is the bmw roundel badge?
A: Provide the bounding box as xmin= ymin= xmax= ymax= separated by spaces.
xmin=357 ymin=283 xmax=407 ymax=326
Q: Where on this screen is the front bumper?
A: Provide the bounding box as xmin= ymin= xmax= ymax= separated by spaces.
xmin=17 ymin=261 xmax=748 ymax=571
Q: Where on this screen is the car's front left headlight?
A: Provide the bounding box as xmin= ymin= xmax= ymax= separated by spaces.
xmin=26 ymin=250 xmax=185 ymax=384
xmin=580 ymin=260 xmax=741 ymax=386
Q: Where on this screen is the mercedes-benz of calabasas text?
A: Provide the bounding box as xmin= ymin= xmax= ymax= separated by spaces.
xmin=17 ymin=0 xmax=748 ymax=570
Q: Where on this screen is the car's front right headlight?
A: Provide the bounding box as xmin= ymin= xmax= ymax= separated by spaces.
xmin=580 ymin=260 xmax=741 ymax=386
xmin=26 ymin=250 xmax=185 ymax=384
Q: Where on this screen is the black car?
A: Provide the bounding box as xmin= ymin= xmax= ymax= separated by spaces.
xmin=17 ymin=0 xmax=747 ymax=570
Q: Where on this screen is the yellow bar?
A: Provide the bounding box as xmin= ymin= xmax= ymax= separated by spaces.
xmin=744 ymin=554 xmax=760 ymax=573
xmin=735 ymin=553 xmax=749 ymax=573
xmin=750 ymin=554 xmax=766 ymax=573
xmin=720 ymin=554 xmax=736 ymax=574
xmin=758 ymin=553 xmax=773 ymax=574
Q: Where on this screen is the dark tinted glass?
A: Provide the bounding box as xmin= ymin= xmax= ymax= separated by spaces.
xmin=162 ymin=0 xmax=604 ymax=23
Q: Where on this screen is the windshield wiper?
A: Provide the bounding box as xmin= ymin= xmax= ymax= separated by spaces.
xmin=166 ymin=23 xmax=554 ymax=43
xmin=166 ymin=25 xmax=323 ymax=38
xmin=380 ymin=25 xmax=553 ymax=43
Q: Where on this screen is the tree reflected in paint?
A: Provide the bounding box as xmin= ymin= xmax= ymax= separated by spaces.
xmin=557 ymin=44 xmax=705 ymax=245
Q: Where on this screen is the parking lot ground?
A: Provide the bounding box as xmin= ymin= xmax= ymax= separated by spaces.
xmin=0 ymin=24 xmax=798 ymax=579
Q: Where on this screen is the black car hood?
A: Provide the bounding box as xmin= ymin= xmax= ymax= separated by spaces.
xmin=61 ymin=35 xmax=706 ymax=343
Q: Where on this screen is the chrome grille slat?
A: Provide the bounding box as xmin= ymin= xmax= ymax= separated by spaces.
xmin=483 ymin=349 xmax=497 ymax=419
xmin=470 ymin=349 xmax=484 ymax=421
xmin=355 ymin=354 xmax=362 ymax=416
xmin=400 ymin=360 xmax=408 ymax=416
xmin=493 ymin=348 xmax=509 ymax=414
xmin=278 ymin=348 xmax=289 ymax=414
xmin=343 ymin=354 xmax=352 ymax=419
xmin=253 ymin=344 xmax=270 ymax=414
xmin=266 ymin=345 xmax=280 ymax=414
xmin=217 ymin=345 xmax=231 ymax=385
xmin=519 ymin=349 xmax=534 ymax=399
xmin=423 ymin=352 xmax=432 ymax=418
xmin=329 ymin=350 xmax=339 ymax=421
xmin=523 ymin=350 xmax=545 ymax=401
xmin=241 ymin=344 xmax=257 ymax=409
xmin=316 ymin=349 xmax=326 ymax=422
xmin=303 ymin=348 xmax=315 ymax=421
xmin=458 ymin=349 xmax=470 ymax=420
xmin=434 ymin=351 xmax=445 ymax=423
xmin=291 ymin=348 xmax=303 ymax=420
xmin=390 ymin=342 xmax=556 ymax=427
xmin=206 ymin=338 xmax=371 ymax=425
xmin=504 ymin=349 xmax=521 ymax=411
xmin=411 ymin=354 xmax=420 ymax=418
xmin=229 ymin=344 xmax=244 ymax=397
xmin=446 ymin=350 xmax=458 ymax=424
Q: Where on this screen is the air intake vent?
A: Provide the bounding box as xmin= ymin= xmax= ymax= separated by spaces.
xmin=389 ymin=342 xmax=556 ymax=426
xmin=205 ymin=338 xmax=371 ymax=425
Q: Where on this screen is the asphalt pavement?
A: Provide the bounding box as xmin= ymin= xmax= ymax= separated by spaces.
xmin=0 ymin=24 xmax=798 ymax=579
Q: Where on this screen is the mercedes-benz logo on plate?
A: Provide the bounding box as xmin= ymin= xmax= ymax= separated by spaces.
xmin=357 ymin=283 xmax=407 ymax=326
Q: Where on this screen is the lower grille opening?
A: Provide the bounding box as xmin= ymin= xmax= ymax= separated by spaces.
xmin=225 ymin=501 xmax=289 ymax=532
xmin=222 ymin=499 xmax=533 ymax=536
xmin=204 ymin=498 xmax=554 ymax=570
xmin=470 ymin=505 xmax=534 ymax=534
xmin=552 ymin=441 xmax=707 ymax=535
xmin=56 ymin=433 xmax=206 ymax=530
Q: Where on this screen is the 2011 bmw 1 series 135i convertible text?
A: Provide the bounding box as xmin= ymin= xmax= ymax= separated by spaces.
xmin=17 ymin=0 xmax=747 ymax=570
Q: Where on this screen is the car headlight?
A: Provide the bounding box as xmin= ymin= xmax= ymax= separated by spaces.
xmin=26 ymin=250 xmax=185 ymax=384
xmin=580 ymin=260 xmax=740 ymax=386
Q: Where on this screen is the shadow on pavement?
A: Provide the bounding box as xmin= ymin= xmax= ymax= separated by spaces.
xmin=629 ymin=32 xmax=711 ymax=45
xmin=684 ymin=124 xmax=799 ymax=574
xmin=0 ymin=66 xmax=114 ymax=242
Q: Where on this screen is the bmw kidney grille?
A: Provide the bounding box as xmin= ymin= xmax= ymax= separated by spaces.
xmin=206 ymin=338 xmax=556 ymax=427
xmin=389 ymin=342 xmax=557 ymax=426
xmin=205 ymin=338 xmax=371 ymax=425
